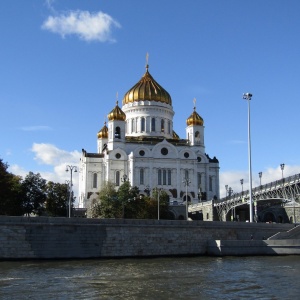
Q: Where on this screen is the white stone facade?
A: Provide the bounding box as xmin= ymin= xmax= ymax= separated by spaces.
xmin=78 ymin=65 xmax=219 ymax=209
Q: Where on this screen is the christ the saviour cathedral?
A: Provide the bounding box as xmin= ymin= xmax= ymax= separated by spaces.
xmin=78 ymin=62 xmax=220 ymax=210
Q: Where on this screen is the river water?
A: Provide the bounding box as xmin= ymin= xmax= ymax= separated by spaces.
xmin=0 ymin=256 xmax=299 ymax=300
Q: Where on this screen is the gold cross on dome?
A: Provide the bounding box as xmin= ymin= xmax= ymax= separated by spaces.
xmin=193 ymin=98 xmax=196 ymax=109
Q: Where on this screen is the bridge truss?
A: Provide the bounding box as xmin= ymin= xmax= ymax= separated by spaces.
xmin=214 ymin=173 xmax=300 ymax=221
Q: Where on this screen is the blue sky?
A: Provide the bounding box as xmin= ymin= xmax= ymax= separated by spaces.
xmin=1 ymin=0 xmax=300 ymax=200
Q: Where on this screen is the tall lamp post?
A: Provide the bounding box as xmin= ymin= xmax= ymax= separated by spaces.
xmin=121 ymin=174 xmax=128 ymax=183
xmin=65 ymin=165 xmax=77 ymax=218
xmin=280 ymin=163 xmax=285 ymax=200
xmin=65 ymin=180 xmax=70 ymax=217
xmin=183 ymin=177 xmax=191 ymax=220
xmin=259 ymin=172 xmax=262 ymax=186
xmin=240 ymin=179 xmax=244 ymax=195
xmin=154 ymin=188 xmax=162 ymax=220
xmin=280 ymin=163 xmax=285 ymax=179
xmin=243 ymin=92 xmax=253 ymax=222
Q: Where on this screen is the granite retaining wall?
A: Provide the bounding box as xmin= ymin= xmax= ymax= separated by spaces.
xmin=0 ymin=216 xmax=295 ymax=260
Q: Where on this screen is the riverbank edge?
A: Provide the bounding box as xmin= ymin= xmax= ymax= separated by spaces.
xmin=0 ymin=216 xmax=298 ymax=260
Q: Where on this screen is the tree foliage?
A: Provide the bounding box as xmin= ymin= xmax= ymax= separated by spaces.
xmin=88 ymin=180 xmax=171 ymax=220
xmin=0 ymin=157 xmax=78 ymax=217
xmin=21 ymin=172 xmax=47 ymax=216
xmin=87 ymin=181 xmax=118 ymax=218
xmin=0 ymin=159 xmax=23 ymax=216
xmin=45 ymin=181 xmax=69 ymax=217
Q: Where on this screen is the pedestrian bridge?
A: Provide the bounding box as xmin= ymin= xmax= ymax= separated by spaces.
xmin=189 ymin=173 xmax=300 ymax=222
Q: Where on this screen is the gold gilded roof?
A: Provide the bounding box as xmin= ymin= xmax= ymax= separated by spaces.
xmin=97 ymin=122 xmax=108 ymax=139
xmin=122 ymin=65 xmax=172 ymax=105
xmin=108 ymin=101 xmax=126 ymax=121
xmin=186 ymin=107 xmax=204 ymax=126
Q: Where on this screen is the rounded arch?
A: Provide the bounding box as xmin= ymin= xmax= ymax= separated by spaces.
xmin=108 ymin=148 xmax=128 ymax=160
xmin=182 ymin=193 xmax=192 ymax=203
xmin=152 ymin=140 xmax=179 ymax=159
xmin=132 ymin=146 xmax=151 ymax=157
xmin=262 ymin=211 xmax=276 ymax=223
xmin=178 ymin=149 xmax=196 ymax=160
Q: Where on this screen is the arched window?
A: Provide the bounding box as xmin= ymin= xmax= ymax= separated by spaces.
xmin=209 ymin=176 xmax=213 ymax=191
xmin=158 ymin=169 xmax=162 ymax=185
xmin=168 ymin=121 xmax=171 ymax=134
xmin=116 ymin=171 xmax=120 ymax=186
xmin=195 ymin=131 xmax=200 ymax=144
xmin=140 ymin=169 xmax=144 ymax=185
xmin=93 ymin=173 xmax=97 ymax=189
xmin=151 ymin=118 xmax=155 ymax=132
xmin=197 ymin=172 xmax=201 ymax=189
xmin=163 ymin=170 xmax=167 ymax=185
xmin=185 ymin=170 xmax=189 ymax=180
xmin=168 ymin=170 xmax=171 ymax=185
xmin=115 ymin=127 xmax=121 ymax=139
xmin=161 ymin=119 xmax=164 ymax=132
xmin=141 ymin=117 xmax=145 ymax=132
xmin=157 ymin=169 xmax=172 ymax=186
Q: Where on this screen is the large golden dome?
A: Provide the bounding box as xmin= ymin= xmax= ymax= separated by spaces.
xmin=108 ymin=101 xmax=126 ymax=121
xmin=97 ymin=122 xmax=108 ymax=139
xmin=122 ymin=65 xmax=172 ymax=105
xmin=186 ymin=108 xmax=204 ymax=126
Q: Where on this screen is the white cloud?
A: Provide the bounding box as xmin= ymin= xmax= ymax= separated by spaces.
xmin=9 ymin=164 xmax=28 ymax=178
xmin=31 ymin=143 xmax=80 ymax=166
xmin=20 ymin=126 xmax=52 ymax=131
xmin=8 ymin=143 xmax=80 ymax=203
xmin=44 ymin=0 xmax=55 ymax=13
xmin=42 ymin=10 xmax=121 ymax=42
xmin=30 ymin=143 xmax=81 ymax=197
xmin=219 ymin=164 xmax=300 ymax=198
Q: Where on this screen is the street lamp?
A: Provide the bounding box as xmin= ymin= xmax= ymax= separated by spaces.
xmin=243 ymin=92 xmax=253 ymax=222
xmin=65 ymin=180 xmax=70 ymax=217
xmin=197 ymin=186 xmax=202 ymax=203
xmin=65 ymin=165 xmax=78 ymax=218
xmin=228 ymin=187 xmax=233 ymax=197
xmin=154 ymin=188 xmax=162 ymax=220
xmin=280 ymin=163 xmax=285 ymax=179
xmin=183 ymin=177 xmax=191 ymax=220
xmin=259 ymin=172 xmax=262 ymax=186
xmin=122 ymin=197 xmax=136 ymax=218
xmin=280 ymin=163 xmax=285 ymax=201
xmin=240 ymin=179 xmax=244 ymax=194
xmin=144 ymin=185 xmax=150 ymax=196
xmin=121 ymin=174 xmax=128 ymax=182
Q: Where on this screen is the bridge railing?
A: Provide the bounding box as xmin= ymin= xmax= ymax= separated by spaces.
xmin=218 ymin=173 xmax=300 ymax=203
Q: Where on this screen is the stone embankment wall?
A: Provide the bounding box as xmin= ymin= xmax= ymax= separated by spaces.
xmin=0 ymin=216 xmax=294 ymax=260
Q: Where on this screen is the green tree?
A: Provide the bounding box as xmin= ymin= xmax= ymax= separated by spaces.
xmin=22 ymin=172 xmax=46 ymax=216
xmin=87 ymin=180 xmax=172 ymax=220
xmin=151 ymin=189 xmax=171 ymax=219
xmin=87 ymin=181 xmax=119 ymax=218
xmin=0 ymin=159 xmax=23 ymax=216
xmin=45 ymin=181 xmax=68 ymax=217
xmin=117 ymin=181 xmax=140 ymax=218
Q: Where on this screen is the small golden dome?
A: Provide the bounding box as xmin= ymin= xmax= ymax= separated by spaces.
xmin=122 ymin=65 xmax=172 ymax=105
xmin=97 ymin=122 xmax=108 ymax=139
xmin=173 ymin=130 xmax=180 ymax=140
xmin=186 ymin=108 xmax=204 ymax=126
xmin=108 ymin=101 xmax=126 ymax=121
